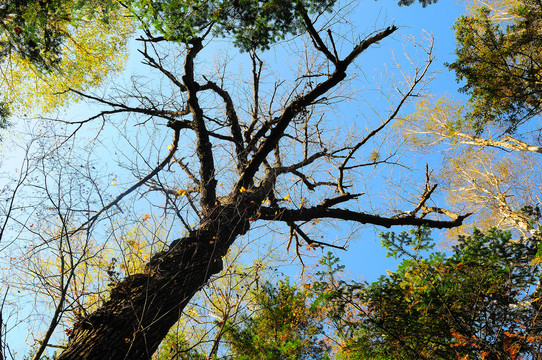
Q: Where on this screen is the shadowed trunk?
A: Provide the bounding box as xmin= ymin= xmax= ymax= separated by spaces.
xmin=58 ymin=199 xmax=256 ymax=360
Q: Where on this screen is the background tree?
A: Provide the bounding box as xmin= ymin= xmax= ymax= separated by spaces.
xmin=449 ymin=0 xmax=542 ymax=132
xmin=151 ymin=243 xmax=277 ymax=360
xmin=0 ymin=1 xmax=119 ymax=70
xmin=0 ymin=0 xmax=134 ymax=122
xmin=399 ymin=96 xmax=542 ymax=237
xmin=358 ymin=228 xmax=542 ymax=359
xmin=397 ymin=0 xmax=542 ymax=238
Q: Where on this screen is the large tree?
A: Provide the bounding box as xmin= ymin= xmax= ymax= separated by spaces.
xmin=0 ymin=1 xmax=469 ymax=359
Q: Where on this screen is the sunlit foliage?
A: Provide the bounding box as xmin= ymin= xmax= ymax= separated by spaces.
xmin=0 ymin=1 xmax=135 ymax=116
xmin=449 ymin=0 xmax=542 ymax=132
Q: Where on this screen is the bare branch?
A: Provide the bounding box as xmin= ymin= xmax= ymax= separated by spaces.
xmin=290 ymin=169 xmax=336 ymax=191
xmin=320 ymin=193 xmax=363 ymax=208
xmin=337 ymin=41 xmax=433 ymax=194
xmin=411 ymin=165 xmax=438 ymax=216
xmin=139 ymin=43 xmax=185 ymax=91
xmin=69 ymin=89 xmax=192 ymax=123
xmin=274 ymin=151 xmax=328 ymax=175
xmin=244 ymin=51 xmax=264 ymax=145
xmin=236 ymin=26 xmax=399 ymax=193
xmin=454 ymin=133 xmax=542 ymax=153
xmin=200 ymin=79 xmax=247 ymax=171
xmin=63 ymin=123 xmax=185 ymax=238
xmin=259 ymin=205 xmax=469 ymax=229
xmin=288 ymin=221 xmax=346 ymax=250
xmin=298 ymin=5 xmax=338 ymax=64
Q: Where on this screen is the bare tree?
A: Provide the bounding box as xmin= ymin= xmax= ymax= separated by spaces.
xmin=0 ymin=3 xmax=468 ymax=359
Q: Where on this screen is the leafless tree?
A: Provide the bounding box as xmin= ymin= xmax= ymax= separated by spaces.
xmin=1 ymin=6 xmax=469 ymax=359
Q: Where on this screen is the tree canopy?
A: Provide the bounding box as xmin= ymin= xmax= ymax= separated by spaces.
xmin=0 ymin=0 xmax=134 ymax=119
xmin=448 ymin=0 xmax=542 ymax=132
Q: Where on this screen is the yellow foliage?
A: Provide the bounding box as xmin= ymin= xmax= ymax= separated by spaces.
xmin=117 ymin=224 xmax=168 ymax=276
xmin=0 ymin=7 xmax=135 ymax=115
xmin=401 ymin=94 xmax=542 ymax=240
xmin=395 ymin=96 xmax=469 ymax=151
xmin=441 ymin=147 xmax=541 ymax=237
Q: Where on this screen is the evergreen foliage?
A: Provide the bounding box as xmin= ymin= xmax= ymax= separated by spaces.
xmin=448 ymin=0 xmax=542 ymax=132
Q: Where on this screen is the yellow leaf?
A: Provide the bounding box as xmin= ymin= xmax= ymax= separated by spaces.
xmin=0 ymin=7 xmax=135 ymax=116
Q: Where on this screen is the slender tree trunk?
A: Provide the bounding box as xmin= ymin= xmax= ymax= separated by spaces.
xmin=0 ymin=310 xmax=4 ymax=360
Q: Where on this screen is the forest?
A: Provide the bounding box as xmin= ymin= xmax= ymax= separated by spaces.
xmin=0 ymin=0 xmax=540 ymax=359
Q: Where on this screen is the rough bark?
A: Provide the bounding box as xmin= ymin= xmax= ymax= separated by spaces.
xmin=58 ymin=197 xmax=259 ymax=360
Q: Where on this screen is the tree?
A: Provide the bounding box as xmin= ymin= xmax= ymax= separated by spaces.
xmin=401 ymin=96 xmax=542 ymax=155
xmin=399 ymin=96 xmax=542 ymax=237
xmin=369 ymin=228 xmax=542 ymax=359
xmin=380 ymin=4 xmax=542 ymax=355
xmin=303 ymin=229 xmax=542 ymax=359
xmin=0 ymin=1 xmax=469 ymax=358
xmin=0 ymin=1 xmax=134 ymax=120
xmin=448 ymin=0 xmax=542 ymax=133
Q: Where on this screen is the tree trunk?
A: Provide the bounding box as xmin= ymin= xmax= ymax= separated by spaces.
xmin=57 ymin=201 xmax=253 ymax=360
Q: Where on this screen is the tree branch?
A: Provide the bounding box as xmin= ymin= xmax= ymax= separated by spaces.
xmin=69 ymin=89 xmax=192 ymax=123
xmin=183 ymin=39 xmax=217 ymax=211
xmin=453 ymin=133 xmax=542 ymax=153
xmin=337 ymin=43 xmax=433 ymax=194
xmin=288 ymin=221 xmax=346 ymax=250
xmin=201 ymin=79 xmax=247 ymax=171
xmin=61 ymin=123 xmax=185 ymax=239
xmin=235 ymin=26 xmax=398 ymax=193
xmin=298 ymin=5 xmax=338 ymax=64
xmin=259 ymin=205 xmax=469 ymax=229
